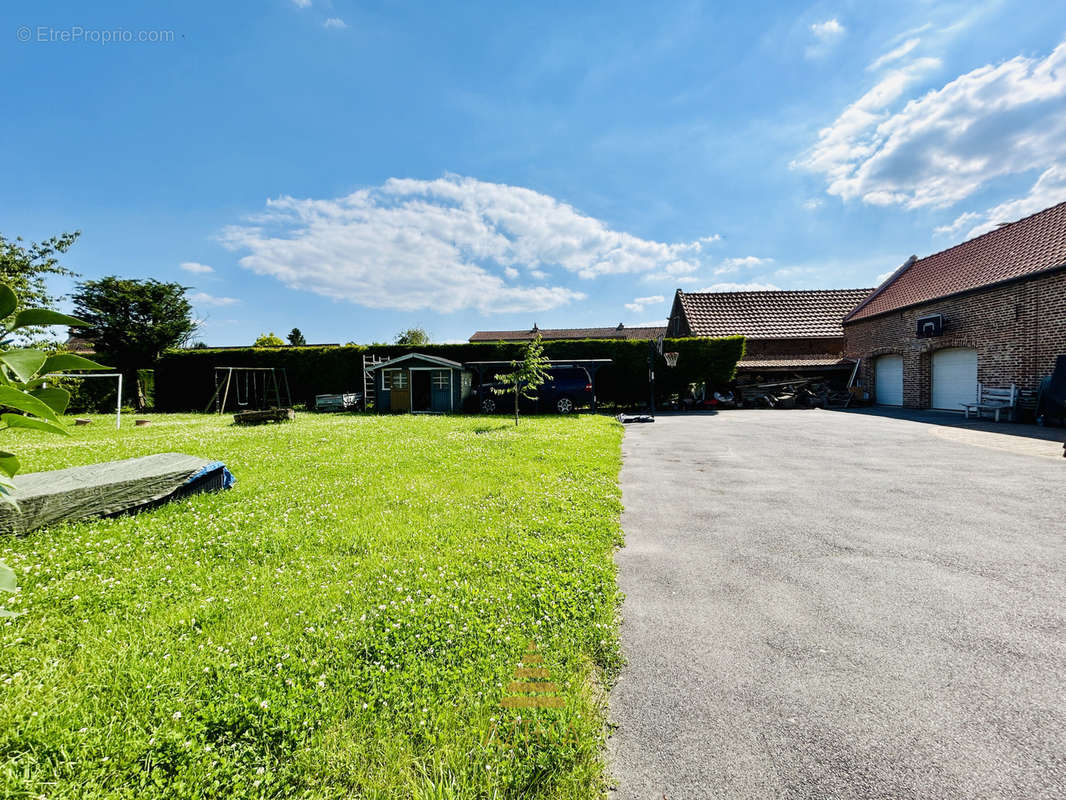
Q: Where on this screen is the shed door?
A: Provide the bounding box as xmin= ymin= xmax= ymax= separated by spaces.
xmin=875 ymin=354 xmax=904 ymax=406
xmin=388 ymin=369 xmax=410 ymax=412
xmin=430 ymin=370 xmax=451 ymax=411
xmin=931 ymin=348 xmax=977 ymax=411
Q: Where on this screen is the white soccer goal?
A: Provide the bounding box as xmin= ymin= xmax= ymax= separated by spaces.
xmin=42 ymin=372 xmax=124 ymax=429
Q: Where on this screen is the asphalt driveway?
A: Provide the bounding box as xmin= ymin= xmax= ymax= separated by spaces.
xmin=609 ymin=409 xmax=1065 ymax=799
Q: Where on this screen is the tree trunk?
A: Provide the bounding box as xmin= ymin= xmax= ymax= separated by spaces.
xmin=514 ymin=387 xmax=519 ymax=426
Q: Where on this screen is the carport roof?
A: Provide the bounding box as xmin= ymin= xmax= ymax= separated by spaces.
xmin=846 ymin=200 xmax=1066 ymax=322
xmin=738 ymin=355 xmax=854 ymax=369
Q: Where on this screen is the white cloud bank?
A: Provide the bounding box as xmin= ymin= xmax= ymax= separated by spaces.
xmin=795 ymin=40 xmax=1066 ymax=215
xmin=713 ymin=255 xmax=773 ymax=275
xmin=323 ymin=17 xmax=347 ymax=29
xmin=936 ymin=164 xmax=1066 ymax=239
xmin=624 ymin=294 xmax=665 ymax=313
xmin=222 ymin=175 xmax=715 ymax=313
xmin=189 ymin=292 xmax=240 ymax=307
xmin=696 ymin=282 xmax=781 ymax=293
xmin=180 ymin=261 xmax=214 ymax=274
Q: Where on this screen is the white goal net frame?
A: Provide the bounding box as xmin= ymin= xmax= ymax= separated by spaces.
xmin=42 ymin=372 xmax=124 ymax=429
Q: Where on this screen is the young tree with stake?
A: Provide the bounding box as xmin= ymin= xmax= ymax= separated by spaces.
xmin=492 ymin=334 xmax=551 ymax=426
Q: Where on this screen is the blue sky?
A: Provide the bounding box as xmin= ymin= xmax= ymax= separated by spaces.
xmin=3 ymin=0 xmax=1065 ymax=345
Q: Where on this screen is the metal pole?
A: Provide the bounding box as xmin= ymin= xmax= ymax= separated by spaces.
xmin=648 ymin=340 xmax=656 ymax=416
xmin=219 ymin=368 xmax=233 ymax=414
xmin=116 ymin=373 xmax=122 ymax=429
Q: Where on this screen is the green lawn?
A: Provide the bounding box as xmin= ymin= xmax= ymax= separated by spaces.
xmin=0 ymin=413 xmax=624 ymax=799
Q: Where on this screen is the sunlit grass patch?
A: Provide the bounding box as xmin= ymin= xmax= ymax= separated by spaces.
xmin=0 ymin=413 xmax=624 ymax=798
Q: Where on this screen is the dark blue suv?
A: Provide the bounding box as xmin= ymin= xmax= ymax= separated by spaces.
xmin=477 ymin=366 xmax=594 ymax=414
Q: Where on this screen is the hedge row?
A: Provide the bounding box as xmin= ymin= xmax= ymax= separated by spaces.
xmin=154 ymin=336 xmax=745 ymax=411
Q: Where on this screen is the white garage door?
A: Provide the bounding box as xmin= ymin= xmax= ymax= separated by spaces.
xmin=931 ymin=348 xmax=978 ymax=411
xmin=875 ymin=354 xmax=904 ymax=406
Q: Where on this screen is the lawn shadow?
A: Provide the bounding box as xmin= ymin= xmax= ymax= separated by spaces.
xmin=474 ymin=424 xmax=512 ymax=434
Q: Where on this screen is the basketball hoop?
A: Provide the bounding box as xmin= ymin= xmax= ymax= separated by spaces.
xmin=664 ymin=352 xmax=680 ymax=368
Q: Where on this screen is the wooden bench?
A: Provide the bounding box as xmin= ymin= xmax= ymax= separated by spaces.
xmin=961 ymin=383 xmax=1017 ymax=422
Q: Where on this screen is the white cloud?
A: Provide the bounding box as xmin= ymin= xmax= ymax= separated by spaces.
xmin=807 ymin=18 xmax=846 ymax=58
xmin=291 ymin=0 xmax=311 ymax=7
xmin=180 ymin=261 xmax=214 ymax=274
xmin=935 ymin=164 xmax=1066 ymax=240
xmin=713 ymin=255 xmax=772 ymax=275
xmin=811 ymin=18 xmax=845 ymax=40
xmin=868 ymin=38 xmax=920 ymax=71
xmin=189 ymin=291 xmax=240 ymax=307
xmin=802 ymin=197 xmax=823 ymax=211
xmin=222 ymin=175 xmax=716 ymax=313
xmin=504 ymin=266 xmax=519 ymax=279
xmin=695 ymin=282 xmax=781 ymax=293
xmin=796 ymin=40 xmax=1066 ymax=210
xmin=624 ymin=294 xmax=665 ymax=313
xmin=323 ymin=17 xmax=347 ymax=29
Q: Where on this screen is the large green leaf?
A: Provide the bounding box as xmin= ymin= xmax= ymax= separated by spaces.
xmin=0 ymin=286 xmax=16 ymax=320
xmin=1 ymin=413 xmax=69 ymax=436
xmin=0 ymin=386 xmax=60 ymax=422
xmin=0 ymin=562 xmax=15 ymax=593
xmin=41 ymin=353 xmax=109 ymax=373
xmin=9 ymin=309 xmax=87 ymax=331
xmin=0 ymin=349 xmax=47 ymax=383
xmin=0 ymin=450 xmax=19 ymax=478
xmin=31 ymin=387 xmax=71 ymax=415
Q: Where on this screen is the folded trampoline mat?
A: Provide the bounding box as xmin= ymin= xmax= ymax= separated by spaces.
xmin=0 ymin=452 xmax=236 ymax=535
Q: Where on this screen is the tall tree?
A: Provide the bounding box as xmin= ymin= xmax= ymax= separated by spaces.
xmin=253 ymin=332 xmax=285 ymax=347
xmin=71 ymin=277 xmax=197 ymax=407
xmin=0 ymin=231 xmax=80 ymax=328
xmin=492 ymin=334 xmax=551 ymax=426
xmin=287 ymin=327 xmax=307 ymax=346
xmin=394 ymin=327 xmax=430 ymax=345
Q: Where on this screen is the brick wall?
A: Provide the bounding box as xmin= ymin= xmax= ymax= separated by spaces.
xmin=743 ymin=337 xmax=845 ymax=358
xmin=844 ymin=269 xmax=1066 ymax=408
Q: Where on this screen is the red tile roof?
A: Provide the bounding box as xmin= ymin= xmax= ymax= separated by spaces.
xmin=846 ymin=200 xmax=1066 ymax=323
xmin=738 ymin=355 xmax=855 ymax=369
xmin=468 ymin=324 xmax=666 ymax=342
xmin=674 ymin=289 xmax=873 ymax=339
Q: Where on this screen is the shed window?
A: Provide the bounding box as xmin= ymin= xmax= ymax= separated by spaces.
xmin=384 ymin=369 xmax=407 ymax=389
xmin=431 ymin=371 xmax=449 ymax=389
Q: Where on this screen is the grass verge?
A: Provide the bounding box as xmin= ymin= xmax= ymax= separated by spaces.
xmin=0 ymin=413 xmax=624 ymax=799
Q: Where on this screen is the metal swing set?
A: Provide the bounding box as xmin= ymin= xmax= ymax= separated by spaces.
xmin=204 ymin=366 xmax=292 ymax=414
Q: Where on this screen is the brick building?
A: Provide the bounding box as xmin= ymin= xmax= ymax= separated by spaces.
xmin=844 ymin=201 xmax=1066 ymax=410
xmin=666 ymin=288 xmax=873 ymax=375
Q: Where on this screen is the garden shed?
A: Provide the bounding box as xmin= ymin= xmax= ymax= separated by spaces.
xmin=369 ymin=353 xmax=471 ymax=413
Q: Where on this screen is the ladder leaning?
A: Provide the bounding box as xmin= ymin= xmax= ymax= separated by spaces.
xmin=362 ymin=354 xmax=387 ymax=411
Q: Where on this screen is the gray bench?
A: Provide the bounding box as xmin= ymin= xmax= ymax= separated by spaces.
xmin=962 ymin=383 xmax=1017 ymax=422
